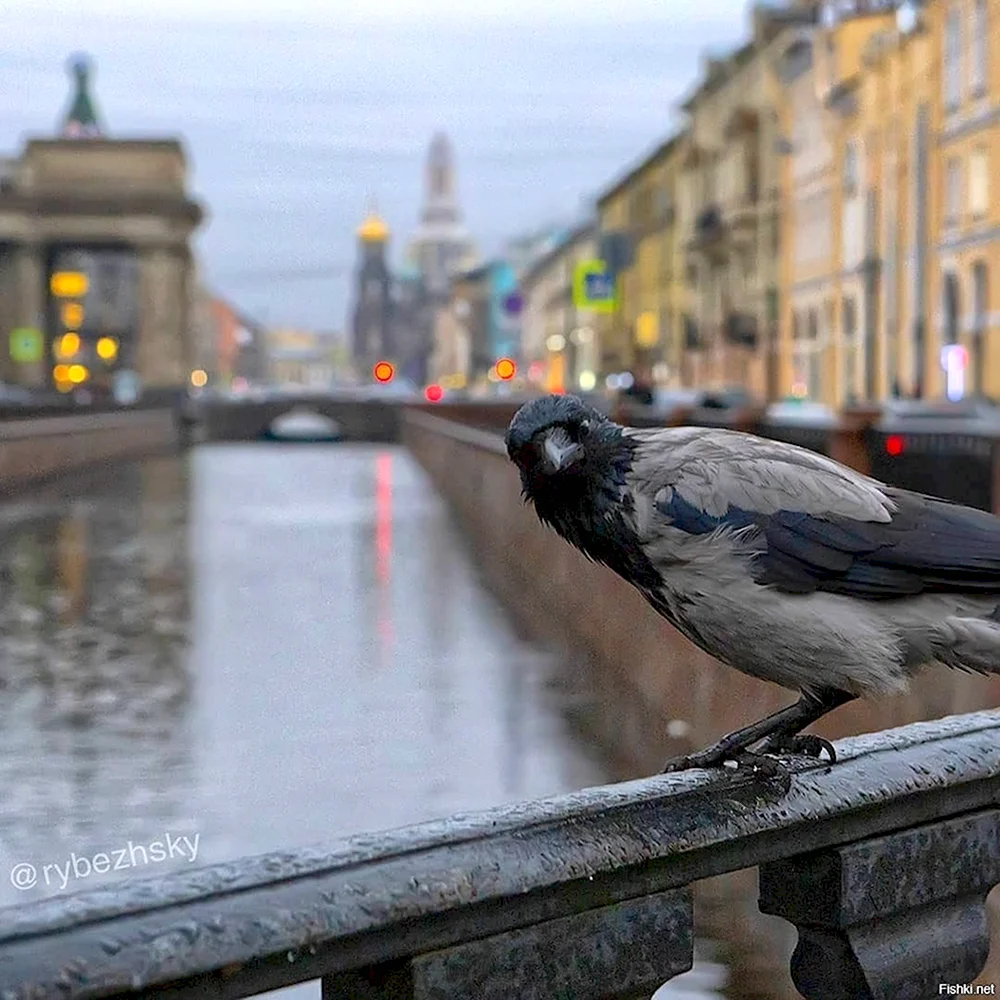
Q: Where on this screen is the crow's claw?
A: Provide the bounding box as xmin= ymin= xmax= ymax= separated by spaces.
xmin=759 ymin=732 xmax=837 ymax=762
xmin=661 ymin=747 xmax=788 ymax=779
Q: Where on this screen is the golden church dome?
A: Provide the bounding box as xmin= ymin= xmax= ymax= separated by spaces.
xmin=356 ymin=213 xmax=389 ymax=243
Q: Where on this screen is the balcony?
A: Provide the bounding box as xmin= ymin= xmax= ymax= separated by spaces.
xmin=688 ymin=206 xmax=729 ymax=263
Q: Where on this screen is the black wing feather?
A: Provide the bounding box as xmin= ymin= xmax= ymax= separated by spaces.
xmin=758 ymin=490 xmax=1000 ymax=597
xmin=656 ymin=485 xmax=1000 ymax=599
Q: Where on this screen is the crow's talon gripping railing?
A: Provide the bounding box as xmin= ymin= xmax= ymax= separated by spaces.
xmin=1 ymin=711 xmax=999 ymax=1000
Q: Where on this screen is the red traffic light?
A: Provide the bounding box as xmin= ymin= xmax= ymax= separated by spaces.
xmin=373 ymin=361 xmax=394 ymax=383
xmin=424 ymin=384 xmax=443 ymax=403
xmin=495 ymin=357 xmax=516 ymax=381
xmin=885 ymin=434 xmax=904 ymax=456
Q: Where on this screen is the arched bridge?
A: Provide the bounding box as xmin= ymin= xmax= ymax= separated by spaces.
xmin=195 ymin=393 xmax=532 ymax=443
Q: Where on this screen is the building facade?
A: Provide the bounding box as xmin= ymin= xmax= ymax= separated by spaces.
xmin=520 ymin=221 xmax=600 ymax=393
xmin=267 ymin=327 xmax=335 ymax=388
xmin=391 ymin=264 xmax=434 ymax=385
xmin=595 ymin=134 xmax=687 ymax=384
xmin=927 ymin=0 xmax=998 ymax=399
xmin=445 ymin=264 xmax=492 ymax=387
xmin=0 ymin=57 xmax=203 ymax=391
xmin=776 ymin=6 xmax=901 ymax=404
xmin=679 ymin=6 xmax=813 ymax=402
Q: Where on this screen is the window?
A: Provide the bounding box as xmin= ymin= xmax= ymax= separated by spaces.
xmin=842 ymin=296 xmax=857 ymax=340
xmin=972 ymin=0 xmax=988 ymax=95
xmin=843 ymin=142 xmax=858 ymax=195
xmin=969 ymin=148 xmax=989 ymax=218
xmin=745 ymin=143 xmax=760 ymax=202
xmin=944 ymin=7 xmax=962 ymax=109
xmin=972 ymin=261 xmax=988 ymax=394
xmin=945 ymin=156 xmax=962 ymax=225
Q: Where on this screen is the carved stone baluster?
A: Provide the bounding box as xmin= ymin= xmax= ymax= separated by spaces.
xmin=758 ymin=809 xmax=1000 ymax=1000
xmin=324 ymin=887 xmax=692 ymax=1000
xmin=323 ymin=958 xmax=416 ymax=999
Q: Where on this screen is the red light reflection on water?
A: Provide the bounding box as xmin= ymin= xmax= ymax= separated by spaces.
xmin=374 ymin=452 xmax=393 ymax=647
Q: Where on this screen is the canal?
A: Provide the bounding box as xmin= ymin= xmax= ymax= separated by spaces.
xmin=0 ymin=444 xmax=729 ymax=999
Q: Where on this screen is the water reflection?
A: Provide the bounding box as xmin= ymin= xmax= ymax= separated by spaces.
xmin=0 ymin=460 xmax=194 ymax=900
xmin=0 ymin=446 xmax=724 ymax=999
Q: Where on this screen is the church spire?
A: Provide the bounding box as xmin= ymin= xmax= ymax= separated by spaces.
xmin=61 ymin=54 xmax=103 ymax=139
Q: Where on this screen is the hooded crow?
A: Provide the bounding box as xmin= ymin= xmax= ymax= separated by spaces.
xmin=505 ymin=393 xmax=1000 ymax=773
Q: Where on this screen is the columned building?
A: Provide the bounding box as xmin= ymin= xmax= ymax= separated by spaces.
xmin=0 ymin=56 xmax=203 ymax=390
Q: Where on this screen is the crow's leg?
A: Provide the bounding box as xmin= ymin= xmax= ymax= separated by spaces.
xmin=755 ymin=689 xmax=856 ymax=761
xmin=661 ymin=688 xmax=856 ymax=773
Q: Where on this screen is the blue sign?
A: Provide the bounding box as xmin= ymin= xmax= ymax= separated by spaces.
xmin=584 ymin=273 xmax=613 ymax=300
xmin=573 ymin=261 xmax=616 ymax=312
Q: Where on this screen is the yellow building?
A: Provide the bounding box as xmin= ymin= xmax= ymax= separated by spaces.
xmin=678 ymin=6 xmax=821 ymax=402
xmin=774 ymin=0 xmax=998 ymax=404
xmin=594 ymin=132 xmax=685 ymax=384
xmin=776 ymin=5 xmax=900 ymax=404
xmin=855 ymin=5 xmax=941 ymax=400
xmin=775 ymin=26 xmax=836 ymax=402
xmin=925 ymin=0 xmax=998 ymax=398
xmin=519 ymin=221 xmax=600 ymax=393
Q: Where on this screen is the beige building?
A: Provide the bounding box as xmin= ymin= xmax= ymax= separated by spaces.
xmin=928 ymin=0 xmax=999 ymax=399
xmin=776 ymin=4 xmax=940 ymax=405
xmin=519 ymin=221 xmax=599 ymax=393
xmin=775 ymin=24 xmax=836 ymax=402
xmin=0 ymin=139 xmax=203 ymax=390
xmin=679 ymin=5 xmax=814 ymax=401
xmin=267 ymin=327 xmax=335 ymax=388
xmin=429 ymin=299 xmax=470 ymax=387
xmin=595 ymin=134 xmax=686 ymax=384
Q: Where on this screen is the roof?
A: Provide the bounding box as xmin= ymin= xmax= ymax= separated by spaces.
xmin=357 ymin=212 xmax=389 ymax=242
xmin=456 ymin=261 xmax=493 ymax=283
xmin=595 ymin=131 xmax=685 ymax=208
xmin=680 ymin=40 xmax=757 ymax=112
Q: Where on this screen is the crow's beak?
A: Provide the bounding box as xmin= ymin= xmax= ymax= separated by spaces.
xmin=541 ymin=427 xmax=584 ymax=472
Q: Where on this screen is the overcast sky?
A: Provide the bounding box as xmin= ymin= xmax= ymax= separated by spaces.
xmin=0 ymin=1 xmax=746 ymax=329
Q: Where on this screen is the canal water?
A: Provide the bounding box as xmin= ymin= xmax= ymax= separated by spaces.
xmin=0 ymin=445 xmax=729 ymax=999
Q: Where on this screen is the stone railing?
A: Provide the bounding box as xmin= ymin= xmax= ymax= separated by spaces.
xmin=1 ymin=712 xmax=998 ymax=998
xmin=399 ymin=406 xmax=1000 ymax=994
xmin=0 ymin=408 xmax=179 ymax=492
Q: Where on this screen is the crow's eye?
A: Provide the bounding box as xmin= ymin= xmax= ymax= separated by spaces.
xmin=579 ymin=419 xmax=592 ymax=433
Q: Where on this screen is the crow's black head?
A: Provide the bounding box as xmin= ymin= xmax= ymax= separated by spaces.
xmin=505 ymin=394 xmax=634 ymax=529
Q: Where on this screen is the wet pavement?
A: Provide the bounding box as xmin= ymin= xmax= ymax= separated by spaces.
xmin=0 ymin=444 xmax=726 ymax=998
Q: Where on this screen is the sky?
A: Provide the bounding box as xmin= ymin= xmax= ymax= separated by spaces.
xmin=0 ymin=1 xmax=747 ymax=329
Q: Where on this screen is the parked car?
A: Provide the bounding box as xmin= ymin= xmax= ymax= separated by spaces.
xmin=0 ymin=382 xmax=39 ymax=406
xmin=764 ymin=398 xmax=837 ymax=425
xmin=643 ymin=386 xmax=754 ymax=417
